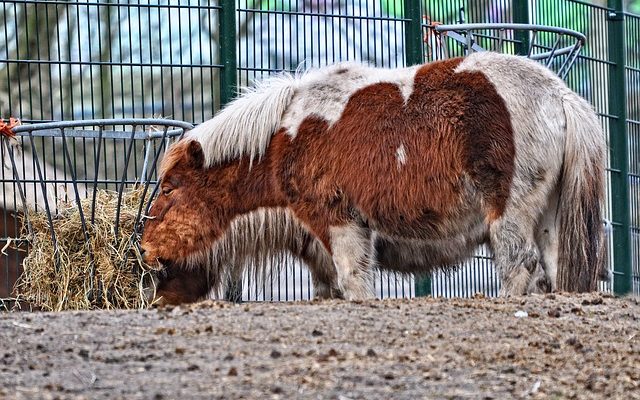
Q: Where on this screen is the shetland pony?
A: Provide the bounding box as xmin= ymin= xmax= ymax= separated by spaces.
xmin=141 ymin=52 xmax=606 ymax=304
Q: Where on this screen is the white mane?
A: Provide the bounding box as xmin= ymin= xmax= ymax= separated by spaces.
xmin=187 ymin=73 xmax=298 ymax=167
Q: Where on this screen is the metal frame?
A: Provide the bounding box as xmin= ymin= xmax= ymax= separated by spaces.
xmin=3 ymin=118 xmax=192 ymax=303
xmin=427 ymin=23 xmax=586 ymax=79
xmin=1 ymin=0 xmax=637 ymax=300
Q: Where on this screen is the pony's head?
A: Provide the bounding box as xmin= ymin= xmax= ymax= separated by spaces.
xmin=141 ymin=139 xmax=236 ymax=279
xmin=140 ymin=71 xmax=298 ymax=304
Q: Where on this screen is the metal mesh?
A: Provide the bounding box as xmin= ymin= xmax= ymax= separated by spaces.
xmin=1 ymin=119 xmax=189 ymax=300
xmin=0 ymin=1 xmax=221 ymax=123
xmin=1 ymin=0 xmax=638 ymax=301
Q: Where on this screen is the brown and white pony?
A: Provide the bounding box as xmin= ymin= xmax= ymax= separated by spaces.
xmin=141 ymin=52 xmax=606 ymax=305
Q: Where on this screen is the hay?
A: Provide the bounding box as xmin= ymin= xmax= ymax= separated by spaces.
xmin=15 ymin=188 xmax=161 ymax=311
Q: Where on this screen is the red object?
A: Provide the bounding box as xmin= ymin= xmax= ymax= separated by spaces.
xmin=0 ymin=118 xmax=20 ymax=138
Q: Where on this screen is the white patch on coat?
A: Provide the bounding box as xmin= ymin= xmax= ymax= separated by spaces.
xmin=396 ymin=144 xmax=407 ymax=168
xmin=455 ymin=52 xmax=566 ymax=293
xmin=455 ymin=52 xmax=605 ymax=293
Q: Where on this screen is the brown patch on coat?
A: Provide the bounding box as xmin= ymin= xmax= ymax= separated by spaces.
xmin=275 ymin=57 xmax=515 ymax=240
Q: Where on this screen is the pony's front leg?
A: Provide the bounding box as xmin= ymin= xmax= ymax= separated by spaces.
xmin=298 ymin=237 xmax=345 ymax=299
xmin=328 ymin=221 xmax=375 ymax=300
xmin=282 ymin=186 xmax=374 ymax=300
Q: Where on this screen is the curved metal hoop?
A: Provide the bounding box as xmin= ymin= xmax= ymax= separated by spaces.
xmin=424 ymin=23 xmax=586 ymax=79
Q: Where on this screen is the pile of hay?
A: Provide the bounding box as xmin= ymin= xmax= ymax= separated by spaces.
xmin=15 ymin=188 xmax=161 ymax=311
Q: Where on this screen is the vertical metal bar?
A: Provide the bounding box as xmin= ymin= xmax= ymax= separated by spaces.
xmin=414 ymin=272 xmax=432 ymax=297
xmin=4 ymin=140 xmax=32 ymax=236
xmin=90 ymin=126 xmax=104 ymax=224
xmin=607 ymin=0 xmax=632 ymax=295
xmin=27 ymin=132 xmax=60 ymax=272
xmin=545 ymin=35 xmax=563 ymax=67
xmin=528 ymin=30 xmax=538 ymax=57
xmin=512 ymin=0 xmax=530 ymax=55
xmin=403 ymin=0 xmax=423 ymax=66
xmin=220 ymin=0 xmax=240 ymax=301
xmin=114 ymin=128 xmax=137 ymax=237
xmin=404 ymin=1 xmax=429 ymax=296
xmin=496 ymin=28 xmax=505 ymax=53
xmin=219 ymin=0 xmax=237 ymax=107
xmin=135 ymin=128 xmax=169 ymax=234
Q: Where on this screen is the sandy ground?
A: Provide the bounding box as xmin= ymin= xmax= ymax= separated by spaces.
xmin=0 ymin=293 xmax=638 ymax=399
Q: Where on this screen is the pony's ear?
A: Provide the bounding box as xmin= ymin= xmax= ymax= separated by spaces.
xmin=186 ymin=140 xmax=205 ymax=169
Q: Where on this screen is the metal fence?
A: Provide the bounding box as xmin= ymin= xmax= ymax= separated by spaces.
xmin=1 ymin=0 xmax=638 ymax=301
xmin=626 ymin=10 xmax=640 ymax=294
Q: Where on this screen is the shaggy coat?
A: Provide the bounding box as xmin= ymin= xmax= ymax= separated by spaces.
xmin=141 ymin=52 xmax=606 ymax=304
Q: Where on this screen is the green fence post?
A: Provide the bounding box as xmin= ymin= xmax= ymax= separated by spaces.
xmin=219 ymin=0 xmax=237 ymax=107
xmin=404 ymin=0 xmax=423 ymax=67
xmin=219 ymin=0 xmax=241 ymax=301
xmin=403 ymin=0 xmax=431 ymax=296
xmin=512 ymin=1 xmax=530 ymax=55
xmin=607 ymin=0 xmax=632 ymax=295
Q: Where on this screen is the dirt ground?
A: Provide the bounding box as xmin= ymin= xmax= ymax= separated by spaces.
xmin=0 ymin=293 xmax=638 ymax=400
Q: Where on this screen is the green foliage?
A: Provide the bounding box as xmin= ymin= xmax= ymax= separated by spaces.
xmin=423 ymin=1 xmax=465 ymax=23
xmin=262 ymin=0 xmax=290 ymax=11
xmin=629 ymin=0 xmax=640 ymax=14
xmin=380 ymin=0 xmax=404 ymax=17
xmin=238 ymin=0 xmax=290 ymax=11
xmin=535 ymin=0 xmax=588 ymax=33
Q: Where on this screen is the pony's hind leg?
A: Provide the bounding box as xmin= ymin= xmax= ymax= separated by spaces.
xmin=489 ymin=155 xmax=560 ymax=295
xmin=490 ymin=217 xmax=546 ymax=296
xmin=328 ymin=221 xmax=375 ymax=300
xmin=534 ymin=187 xmax=560 ymax=293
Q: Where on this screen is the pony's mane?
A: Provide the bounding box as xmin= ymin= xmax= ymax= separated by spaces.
xmin=184 ymin=61 xmax=380 ymax=168
xmin=186 ymin=73 xmax=298 ymax=167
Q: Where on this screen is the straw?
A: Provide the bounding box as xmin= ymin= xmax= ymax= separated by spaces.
xmin=14 ymin=188 xmax=161 ymax=311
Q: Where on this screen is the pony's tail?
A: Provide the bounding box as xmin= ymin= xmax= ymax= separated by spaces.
xmin=557 ymin=93 xmax=607 ymax=292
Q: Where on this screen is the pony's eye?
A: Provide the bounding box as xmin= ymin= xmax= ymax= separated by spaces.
xmin=162 ymin=187 xmax=173 ymax=195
